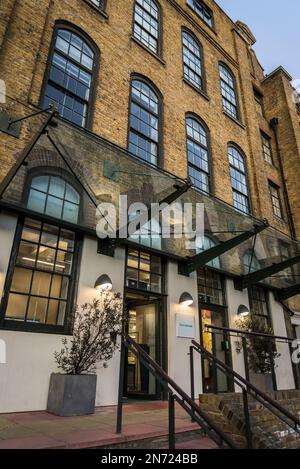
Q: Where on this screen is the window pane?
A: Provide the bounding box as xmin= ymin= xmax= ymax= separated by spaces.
xmin=49 ymin=176 xmax=65 ymax=198
xmin=55 ymin=250 xmax=72 ymax=274
xmin=11 ymin=268 xmax=32 ymax=294
xmin=31 ymin=271 xmax=51 ymax=297
xmin=62 ymin=201 xmax=79 ymax=223
xmin=45 ymin=195 xmax=63 ymax=219
xmin=31 ymin=175 xmax=49 ymax=192
xmin=47 ymin=300 xmax=59 ymax=325
xmin=41 ymin=224 xmax=59 ymax=248
xmin=126 ymin=268 xmax=138 ymax=288
xmin=27 ymin=189 xmax=46 ymax=213
xmin=17 ymin=241 xmax=38 ymax=267
xmin=22 ymin=219 xmax=42 ymax=243
xmin=57 ymin=302 xmax=66 ymax=326
xmin=51 ymin=275 xmax=69 ymax=299
xmin=37 ymin=246 xmax=56 ymax=271
xmin=27 ymin=297 xmax=48 ymax=323
xmin=6 ymin=294 xmax=28 ymax=320
xmin=59 ymin=230 xmax=75 ymax=252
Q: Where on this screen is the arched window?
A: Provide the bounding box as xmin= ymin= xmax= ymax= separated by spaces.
xmin=128 ymin=211 xmax=162 ymax=250
xmin=182 ymin=30 xmax=203 ymax=91
xmin=219 ymin=64 xmax=239 ymax=120
xmin=133 ymin=0 xmax=161 ymax=55
xmin=27 ymin=174 xmax=80 ymax=223
xmin=128 ymin=78 xmax=161 ymax=166
xmin=186 ymin=116 xmax=210 ymax=193
xmin=196 ymin=235 xmax=221 ymax=269
xmin=42 ymin=26 xmax=97 ymax=128
xmin=228 ymin=145 xmax=250 ymax=214
xmin=243 ymin=251 xmax=261 ymax=274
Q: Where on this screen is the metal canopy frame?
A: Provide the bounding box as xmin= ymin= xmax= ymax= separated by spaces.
xmin=235 ymin=253 xmax=300 ymax=290
xmin=275 ymin=284 xmax=300 ymax=301
xmin=178 ymin=221 xmax=269 ymax=276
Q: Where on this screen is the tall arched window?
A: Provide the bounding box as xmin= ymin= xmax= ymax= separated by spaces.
xmin=182 ymin=30 xmax=203 ymax=91
xmin=228 ymin=145 xmax=250 ymax=214
xmin=196 ymin=235 xmax=221 ymax=269
xmin=219 ymin=63 xmax=239 ymax=120
xmin=42 ymin=26 xmax=97 ymax=128
xmin=133 ymin=0 xmax=161 ymax=55
xmin=128 ymin=78 xmax=161 ymax=166
xmin=27 ymin=174 xmax=80 ymax=224
xmin=186 ymin=116 xmax=210 ymax=193
xmin=2 ymin=174 xmax=80 ymax=331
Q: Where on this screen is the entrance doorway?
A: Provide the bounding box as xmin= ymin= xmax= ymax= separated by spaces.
xmin=200 ymin=307 xmax=233 ymax=393
xmin=124 ymin=292 xmax=165 ymax=399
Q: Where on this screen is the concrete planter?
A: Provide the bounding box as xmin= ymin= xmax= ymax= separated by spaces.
xmin=250 ymin=372 xmax=274 ymax=393
xmin=47 ymin=373 xmax=97 ymax=417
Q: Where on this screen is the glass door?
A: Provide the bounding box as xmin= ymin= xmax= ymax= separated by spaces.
xmin=125 ymin=299 xmax=160 ymax=398
xmin=201 ymin=308 xmax=232 ymax=393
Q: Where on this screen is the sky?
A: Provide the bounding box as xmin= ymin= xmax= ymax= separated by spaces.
xmin=216 ymin=0 xmax=300 ymax=80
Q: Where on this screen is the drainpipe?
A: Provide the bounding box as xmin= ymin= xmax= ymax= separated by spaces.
xmin=270 ymin=117 xmax=297 ymax=240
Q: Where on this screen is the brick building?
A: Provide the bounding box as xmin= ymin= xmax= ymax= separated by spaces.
xmin=0 ymin=0 xmax=300 ymax=413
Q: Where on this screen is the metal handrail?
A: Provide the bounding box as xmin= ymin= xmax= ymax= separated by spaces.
xmin=190 ymin=339 xmax=300 ymax=448
xmin=205 ymin=324 xmax=295 ymax=343
xmin=116 ymin=332 xmax=238 ymax=449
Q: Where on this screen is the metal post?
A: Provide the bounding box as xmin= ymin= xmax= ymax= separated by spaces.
xmin=268 ymin=340 xmax=277 ymax=392
xmin=189 ymin=346 xmax=195 ymax=422
xmin=168 ymin=393 xmax=175 ymax=449
xmin=212 ymin=333 xmax=218 ymax=394
xmin=242 ymin=388 xmax=252 ymax=449
xmin=242 ymin=336 xmax=250 ymax=386
xmin=116 ymin=341 xmax=126 ymax=434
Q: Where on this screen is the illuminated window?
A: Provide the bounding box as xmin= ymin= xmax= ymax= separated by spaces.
xmin=126 ymin=249 xmax=162 ymax=293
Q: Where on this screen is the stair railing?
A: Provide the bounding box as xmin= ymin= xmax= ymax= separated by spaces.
xmin=190 ymin=339 xmax=300 ymax=449
xmin=116 ymin=332 xmax=237 ymax=449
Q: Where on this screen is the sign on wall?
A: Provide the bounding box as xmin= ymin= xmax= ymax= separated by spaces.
xmin=176 ymin=313 xmax=195 ymax=339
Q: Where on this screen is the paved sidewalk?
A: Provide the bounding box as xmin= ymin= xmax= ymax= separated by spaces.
xmin=0 ymin=401 xmax=218 ymax=449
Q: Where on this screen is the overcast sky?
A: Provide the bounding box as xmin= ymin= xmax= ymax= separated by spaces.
xmin=216 ymin=0 xmax=300 ymax=80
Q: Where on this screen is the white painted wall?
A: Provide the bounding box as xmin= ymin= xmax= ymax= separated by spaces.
xmin=167 ymin=261 xmax=202 ymax=397
xmin=269 ymin=292 xmax=295 ymax=390
xmin=0 ymin=232 xmax=125 ymax=412
xmin=0 ymin=214 xmax=17 ymax=298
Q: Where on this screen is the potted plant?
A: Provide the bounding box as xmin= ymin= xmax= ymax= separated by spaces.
xmin=47 ymin=291 xmax=123 ymax=416
xmin=235 ymin=316 xmax=281 ymax=392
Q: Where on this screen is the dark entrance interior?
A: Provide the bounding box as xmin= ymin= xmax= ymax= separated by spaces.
xmin=124 ymin=292 xmax=165 ymax=399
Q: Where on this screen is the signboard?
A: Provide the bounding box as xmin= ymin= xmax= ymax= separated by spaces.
xmin=176 ymin=313 xmax=195 ymax=339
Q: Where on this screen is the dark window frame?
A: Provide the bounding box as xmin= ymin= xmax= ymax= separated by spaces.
xmin=261 ymin=131 xmax=274 ymax=165
xmin=186 ymin=112 xmax=212 ymax=195
xmin=0 ymin=216 xmax=82 ymax=334
xmin=181 ymin=27 xmax=206 ymax=94
xmin=228 ymin=143 xmax=251 ymax=215
xmin=125 ymin=248 xmax=165 ymax=295
xmin=127 ymin=73 xmax=163 ymax=168
xmin=219 ymin=62 xmax=240 ymax=122
xmin=40 ymin=20 xmax=100 ymax=130
xmin=248 ymin=285 xmax=271 ymax=327
xmin=132 ymin=0 xmax=163 ymax=57
xmin=197 ymin=267 xmax=226 ymax=307
xmin=186 ymin=0 xmax=215 ymax=30
xmin=269 ymin=180 xmax=284 ymax=220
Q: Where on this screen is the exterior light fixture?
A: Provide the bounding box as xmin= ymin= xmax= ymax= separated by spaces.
xmin=237 ymin=304 xmax=250 ymax=317
xmin=94 ymin=274 xmax=112 ymax=291
xmin=179 ymin=292 xmax=194 ymax=307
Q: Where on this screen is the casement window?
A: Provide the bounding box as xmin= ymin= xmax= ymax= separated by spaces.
xmin=126 ymin=249 xmax=162 ymax=293
xmin=197 ymin=267 xmax=225 ymax=306
xmin=219 ymin=64 xmax=239 ymax=120
xmin=269 ymin=182 xmax=283 ymax=219
xmin=195 ymin=236 xmax=221 ymax=269
xmin=228 ymin=146 xmax=250 ymax=214
xmin=186 ymin=0 xmax=213 ymax=28
xmin=42 ymin=26 xmax=97 ymax=128
xmin=133 ymin=0 xmax=161 ymax=55
xmin=128 ymin=78 xmax=161 ymax=166
xmin=182 ymin=30 xmax=204 ymax=91
xmin=186 ymin=116 xmax=210 ymax=194
xmin=261 ymin=132 xmax=273 ymax=165
xmin=1 ymin=175 xmax=81 ymax=333
xmin=254 ymin=88 xmax=264 ymax=117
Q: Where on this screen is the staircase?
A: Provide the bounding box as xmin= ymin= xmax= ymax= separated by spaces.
xmin=199 ymin=390 xmax=300 ymax=449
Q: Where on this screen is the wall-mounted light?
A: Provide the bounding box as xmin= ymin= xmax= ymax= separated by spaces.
xmin=94 ymin=274 xmax=113 ymax=291
xmin=179 ymin=292 xmax=194 ymax=307
xmin=237 ymin=304 xmax=250 ymax=317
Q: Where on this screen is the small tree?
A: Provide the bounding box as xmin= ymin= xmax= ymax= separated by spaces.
xmin=54 ymin=291 xmax=124 ymax=375
xmin=235 ymin=316 xmax=281 ymax=374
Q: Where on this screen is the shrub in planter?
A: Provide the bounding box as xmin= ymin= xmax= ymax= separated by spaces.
xmin=47 ymin=291 xmax=123 ymax=416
